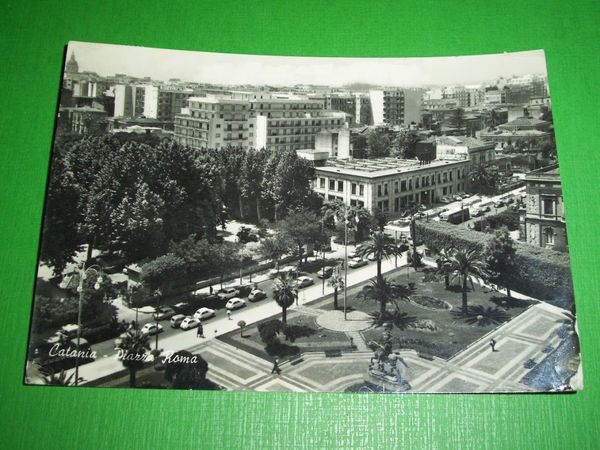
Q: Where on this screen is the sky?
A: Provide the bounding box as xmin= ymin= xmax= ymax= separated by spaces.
xmin=67 ymin=41 xmax=547 ymax=88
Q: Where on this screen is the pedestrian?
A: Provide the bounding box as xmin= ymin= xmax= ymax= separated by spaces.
xmin=227 ymin=310 xmax=232 ymax=320
xmin=489 ymin=338 xmax=497 ymax=352
xmin=197 ymin=321 xmax=204 ymax=338
xmin=271 ymin=357 xmax=281 ymax=375
xmin=209 ymin=285 xmax=213 ymax=295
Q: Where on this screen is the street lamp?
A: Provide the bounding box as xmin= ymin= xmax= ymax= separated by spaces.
xmin=74 ymin=263 xmax=103 ymax=386
xmin=153 ymin=288 xmax=162 ymax=353
xmin=342 ymin=207 xmax=360 ymax=321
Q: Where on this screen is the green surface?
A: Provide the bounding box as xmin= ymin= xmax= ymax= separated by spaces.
xmin=1 ymin=0 xmax=599 ymax=448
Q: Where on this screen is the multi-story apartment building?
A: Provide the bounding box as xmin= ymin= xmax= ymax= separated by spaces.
xmin=114 ymin=84 xmax=147 ymax=118
xmin=435 ymin=136 xmax=496 ymax=166
xmin=173 ymin=96 xmax=348 ymax=151
xmin=369 ymin=88 xmax=424 ymax=127
xmin=313 ymin=157 xmax=470 ymax=216
xmin=521 ymin=164 xmax=567 ymax=252
xmin=143 ymin=86 xmax=197 ymax=121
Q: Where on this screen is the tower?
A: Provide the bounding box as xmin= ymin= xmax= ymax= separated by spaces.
xmin=66 ymin=52 xmax=79 ymax=74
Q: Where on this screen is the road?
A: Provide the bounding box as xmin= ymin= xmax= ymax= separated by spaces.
xmin=60 ymin=249 xmax=415 ymax=385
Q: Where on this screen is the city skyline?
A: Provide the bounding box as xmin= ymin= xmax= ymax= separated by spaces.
xmin=68 ymin=41 xmax=547 ymax=88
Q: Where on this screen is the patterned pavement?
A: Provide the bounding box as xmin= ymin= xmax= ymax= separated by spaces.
xmin=197 ymin=301 xmax=571 ymax=393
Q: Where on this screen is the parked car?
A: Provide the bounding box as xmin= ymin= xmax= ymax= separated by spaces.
xmin=194 ymin=291 xmax=219 ymax=302
xmin=248 ymin=289 xmax=267 ymax=302
xmin=294 ymin=276 xmax=314 ymax=289
xmin=236 ymin=226 xmax=259 ymax=243
xmin=367 ymin=254 xmax=378 ymax=261
xmin=493 ymin=199 xmax=506 ymax=208
xmin=217 ymin=287 xmax=239 ymax=300
xmin=394 ymin=218 xmax=411 ymax=227
xmin=173 ymin=302 xmax=191 ymax=313
xmin=225 ymin=297 xmax=247 ymax=310
xmin=348 ymin=257 xmax=368 ymax=269
xmin=153 ymin=306 xmax=175 ymax=321
xmin=453 ymin=195 xmax=463 ymax=201
xmin=180 ymin=316 xmax=201 ymax=331
xmin=140 ymin=323 xmax=163 ymax=336
xmin=170 ymin=314 xmax=186 ymax=328
xmin=232 ymin=284 xmax=253 ymax=297
xmin=471 ymin=207 xmax=485 ymax=217
xmin=317 ymin=266 xmax=334 ymax=279
xmin=440 ymin=196 xmax=452 ymax=204
xmin=193 ymin=307 xmax=216 ymax=321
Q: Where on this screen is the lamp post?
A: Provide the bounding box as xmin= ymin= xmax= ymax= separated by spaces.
xmin=154 ymin=288 xmax=162 ymax=353
xmin=74 ymin=263 xmax=103 ymax=387
xmin=344 ymin=210 xmax=348 ymax=321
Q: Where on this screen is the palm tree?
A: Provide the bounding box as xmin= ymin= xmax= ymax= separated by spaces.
xmin=447 ymin=247 xmax=488 ymax=314
xmin=357 ymin=231 xmax=408 ymax=281
xmin=328 ymin=269 xmax=344 ymax=310
xmin=41 ymin=369 xmax=80 ymax=386
xmin=362 ymin=276 xmax=411 ymax=318
xmin=115 ymin=328 xmax=151 ymax=388
xmin=272 ymin=277 xmax=297 ymax=323
xmin=435 ymin=247 xmax=454 ymax=289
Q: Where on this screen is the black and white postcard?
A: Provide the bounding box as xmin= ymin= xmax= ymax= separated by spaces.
xmin=24 ymin=42 xmax=582 ymax=392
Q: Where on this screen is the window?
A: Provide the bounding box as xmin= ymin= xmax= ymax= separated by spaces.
xmin=409 ymin=179 xmax=412 ymax=190
xmin=215 ymin=133 xmax=221 ymax=138
xmin=329 ymin=179 xmax=335 ymax=190
xmin=359 ymin=184 xmax=364 ymax=196
xmin=394 ymin=181 xmax=399 ymax=193
xmin=544 ymin=228 xmax=555 ymax=246
xmin=449 ymin=171 xmax=453 ymax=181
xmin=415 ymin=178 xmax=419 ymax=188
xmin=384 ymin=183 xmax=388 ymax=195
xmin=320 ymin=178 xmax=325 ymax=189
xmin=351 ymin=183 xmax=357 ymax=195
xmin=401 ymin=180 xmax=407 ymax=192
xmin=542 ymin=197 xmax=556 ymax=216
xmin=377 ymin=185 xmax=382 ymax=197
xmin=338 ymin=181 xmax=344 ymax=192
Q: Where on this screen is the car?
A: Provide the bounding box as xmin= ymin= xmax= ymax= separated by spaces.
xmin=217 ymin=287 xmax=239 ymax=300
xmin=453 ymin=195 xmax=463 ymax=201
xmin=440 ymin=196 xmax=452 ymax=204
xmin=317 ymin=266 xmax=334 ymax=279
xmin=173 ymin=302 xmax=191 ymax=313
xmin=60 ymin=323 xmax=79 ymax=338
xmin=268 ymin=268 xmax=284 ymax=278
xmin=225 ymin=297 xmax=247 ymax=310
xmin=170 ymin=314 xmax=186 ymax=328
xmin=294 ymin=276 xmax=314 ymax=289
xmin=140 ymin=323 xmax=163 ymax=336
xmin=394 ymin=218 xmax=411 ymax=227
xmin=367 ymin=254 xmax=378 ymax=261
xmin=153 ymin=306 xmax=175 ymax=321
xmin=348 ymin=257 xmax=368 ymax=269
xmin=248 ymin=289 xmax=267 ymax=302
xmin=193 ymin=307 xmax=216 ymax=320
xmin=194 ymin=291 xmax=219 ymax=302
xmin=493 ymin=199 xmax=506 ymax=208
xmin=180 ymin=316 xmax=201 ymax=330
xmin=471 ymin=208 xmax=484 ymax=217
xmin=232 ymin=284 xmax=253 ymax=297
xmin=506 ymin=197 xmax=515 ymax=205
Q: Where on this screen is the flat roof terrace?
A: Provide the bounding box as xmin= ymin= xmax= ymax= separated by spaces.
xmin=316 ymin=157 xmax=467 ymax=179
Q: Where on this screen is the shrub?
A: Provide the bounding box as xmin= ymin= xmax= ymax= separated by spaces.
xmin=258 ymin=320 xmax=283 ymax=348
xmin=414 ymin=221 xmax=574 ymax=307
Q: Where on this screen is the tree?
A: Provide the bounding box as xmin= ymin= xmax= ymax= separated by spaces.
xmin=41 ymin=368 xmax=82 ymax=386
xmin=447 ymin=247 xmax=488 ymax=314
xmin=240 ymin=148 xmax=268 ymax=220
xmin=435 ymin=247 xmax=454 ymax=289
xmin=213 ymin=241 xmax=242 ymax=289
xmin=258 ymin=233 xmax=292 ymax=270
xmin=356 ymin=231 xmax=408 ymax=283
xmin=115 ymin=328 xmax=151 ymax=388
xmin=392 ymin=128 xmax=419 ymax=159
xmin=449 ymin=108 xmax=465 ymax=130
xmin=484 ymin=228 xmax=517 ymax=298
xmin=362 ymin=276 xmax=411 ymax=319
xmin=370 ymin=207 xmax=388 ymax=232
xmin=328 ymin=269 xmax=344 ymax=310
xmin=351 ymin=133 xmax=369 ymax=159
xmin=278 ymin=209 xmax=323 ymax=267
xmin=469 ymin=164 xmax=499 ymax=195
xmin=162 ymin=350 xmax=210 ymax=390
xmin=272 ymin=277 xmax=297 ymax=323
xmin=367 ymin=129 xmax=391 ymax=158
xmin=140 ymin=253 xmax=186 ymax=294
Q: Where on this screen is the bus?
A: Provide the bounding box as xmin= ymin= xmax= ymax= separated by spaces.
xmin=439 ymin=207 xmax=470 ymax=224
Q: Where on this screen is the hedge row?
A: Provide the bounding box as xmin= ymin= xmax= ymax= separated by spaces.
xmin=414 ymin=221 xmax=574 ymax=308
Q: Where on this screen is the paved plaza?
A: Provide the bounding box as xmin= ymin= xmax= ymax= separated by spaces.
xmin=189 ymin=301 xmax=570 ymax=393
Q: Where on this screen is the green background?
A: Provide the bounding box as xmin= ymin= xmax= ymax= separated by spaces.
xmin=1 ymin=1 xmax=599 ymax=448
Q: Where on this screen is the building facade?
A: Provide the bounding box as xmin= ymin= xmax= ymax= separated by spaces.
xmin=314 ymin=157 xmax=470 ymax=216
xmin=522 ymin=165 xmax=567 ymax=252
xmin=174 ymin=97 xmax=347 ymax=151
xmin=435 ymin=136 xmax=496 ymax=166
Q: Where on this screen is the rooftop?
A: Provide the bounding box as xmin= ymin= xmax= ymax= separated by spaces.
xmin=316 ymin=157 xmax=466 ymax=178
xmin=436 ymin=136 xmax=493 ymax=148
